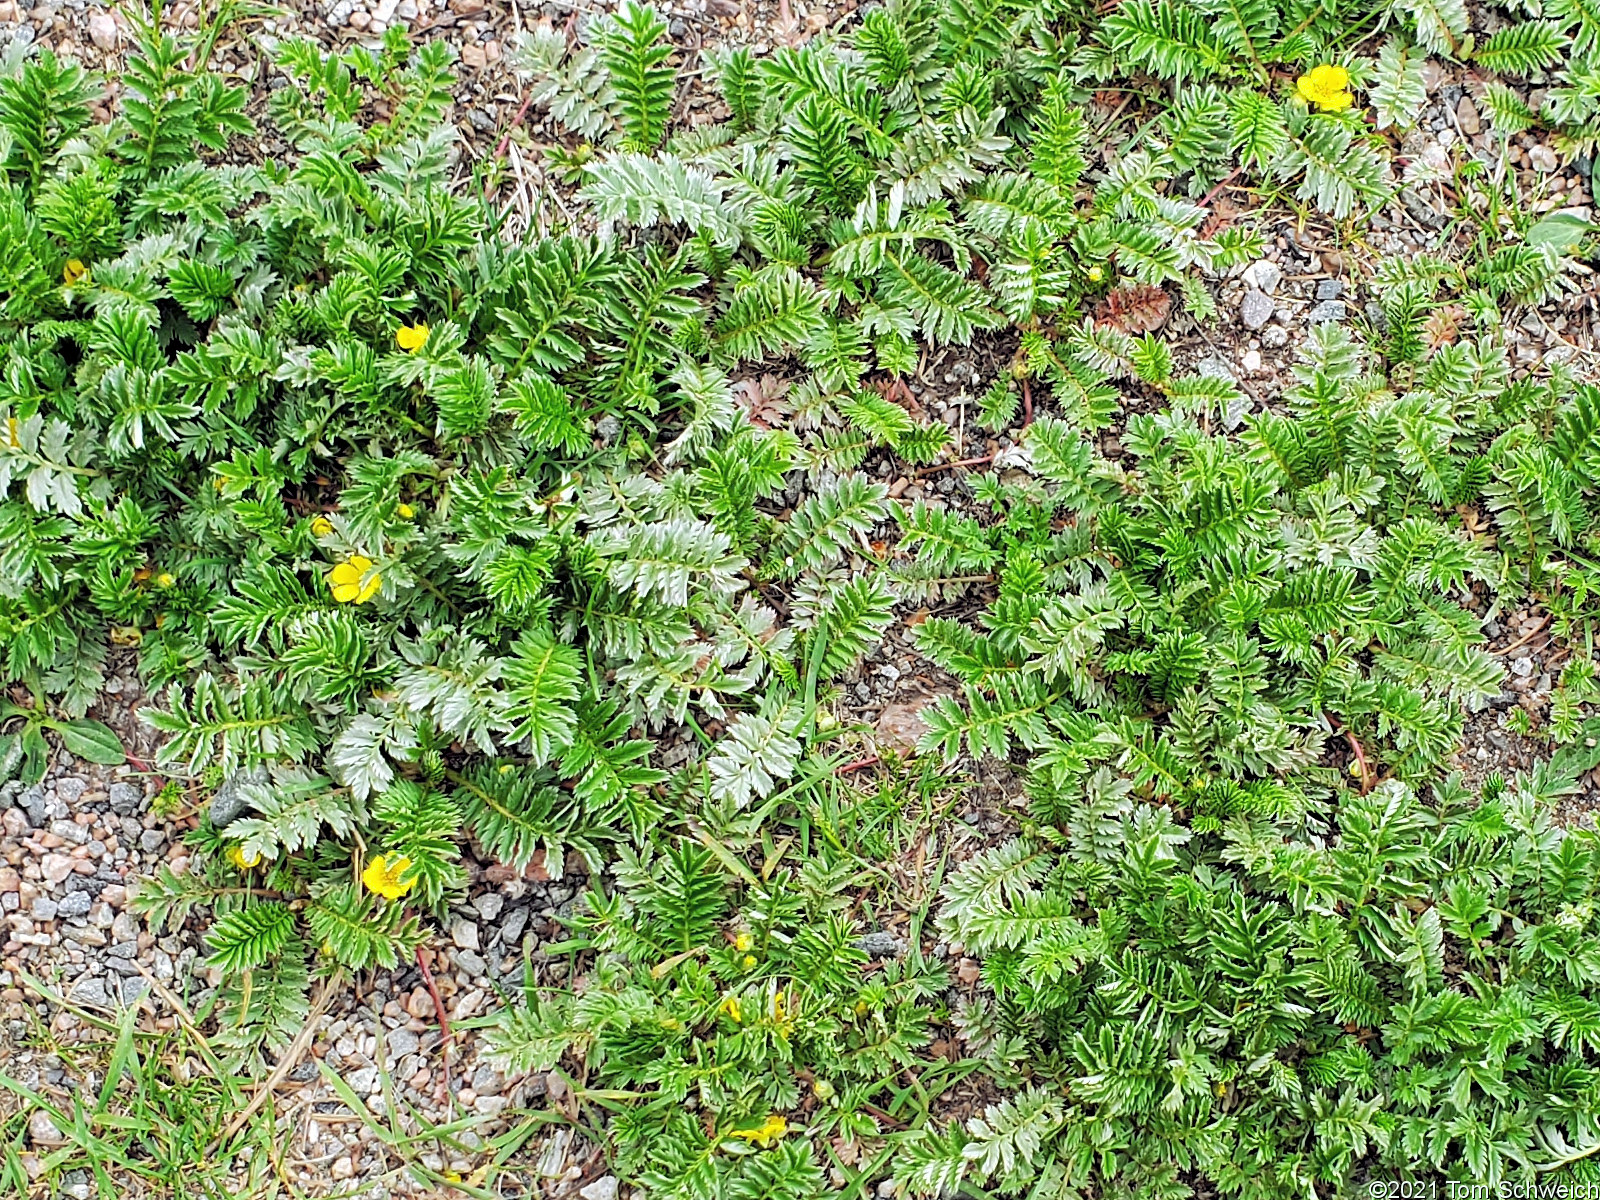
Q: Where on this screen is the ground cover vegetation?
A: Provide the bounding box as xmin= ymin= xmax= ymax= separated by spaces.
xmin=2 ymin=0 xmax=1600 ymax=1194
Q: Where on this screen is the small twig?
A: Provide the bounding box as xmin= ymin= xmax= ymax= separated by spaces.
xmin=415 ymin=945 xmax=455 ymax=1107
xmin=1327 ymin=714 xmax=1374 ymax=795
xmin=493 ymin=92 xmax=535 ymax=164
xmin=1199 ymin=165 xmax=1246 ymax=209
xmin=1020 ymin=376 xmax=1034 ymax=429
xmin=836 ymin=755 xmax=880 ymax=775
xmin=1490 ymin=614 xmax=1550 ymax=657
xmin=215 ymin=974 xmax=338 ymax=1151
xmin=916 ymin=454 xmax=995 ymax=476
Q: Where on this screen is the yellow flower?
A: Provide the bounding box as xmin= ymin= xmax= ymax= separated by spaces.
xmin=310 ymin=516 xmax=334 ymax=537
xmin=727 ymin=1115 xmax=788 ymax=1149
xmin=227 ymin=844 xmax=262 ymax=870
xmin=327 ymin=555 xmax=381 ymax=604
xmin=734 ymin=931 xmax=753 ymax=953
xmin=396 ymin=503 xmax=415 ymax=519
xmin=63 ymin=259 xmax=90 ymax=287
xmin=1296 ymin=64 xmax=1355 ymax=112
xmin=156 ymin=572 xmax=176 ymax=588
xmin=362 ymin=854 xmax=416 ymax=901
xmin=396 ymin=322 xmax=429 ymax=353
xmin=742 ymin=954 xmax=757 ymax=970
xmin=720 ymin=995 xmax=743 ymax=1023
xmin=1086 ymin=265 xmax=1105 ymax=284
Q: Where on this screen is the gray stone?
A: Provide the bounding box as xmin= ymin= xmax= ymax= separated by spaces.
xmin=1241 ymin=260 xmax=1281 ymax=294
xmin=120 ymin=978 xmax=147 ymax=1006
xmin=18 ymin=785 xmax=47 ymax=828
xmin=475 ymin=893 xmax=504 ymax=921
xmin=29 ymin=1109 xmax=63 ymax=1144
xmin=451 ymin=919 xmax=480 ymax=950
xmin=107 ymin=781 xmax=142 ymax=816
xmin=455 ymin=948 xmax=488 ymax=979
xmin=347 ymin=1065 xmax=380 ymax=1094
xmin=1315 ymin=278 xmax=1344 ymax=301
xmin=69 ymin=975 xmax=109 ymax=1006
xmin=1239 ymin=290 xmax=1273 ymax=330
xmin=55 ymin=777 xmax=86 ymax=806
xmin=49 ymin=819 xmax=89 ymax=845
xmin=500 ymin=906 xmax=530 ymax=947
xmin=208 ymin=766 xmax=268 ymax=829
xmin=56 ymin=891 xmax=91 ymax=919
xmin=108 ymin=940 xmax=139 ymax=959
xmin=856 ymin=931 xmax=906 ymax=959
xmin=1307 ymin=301 xmax=1347 ymax=324
xmin=139 ymin=829 xmax=166 ymax=852
xmin=471 ymin=1062 xmax=504 ymax=1096
xmin=30 ymin=898 xmax=58 ymax=921
xmin=579 ymin=1178 xmax=620 ymax=1200
xmin=387 ymin=1029 xmax=420 ymax=1059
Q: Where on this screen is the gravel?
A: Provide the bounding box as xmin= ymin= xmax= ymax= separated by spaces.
xmin=1239 ymin=289 xmax=1274 ymax=330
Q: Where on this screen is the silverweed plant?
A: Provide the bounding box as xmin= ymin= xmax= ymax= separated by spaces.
xmin=1 ymin=0 xmax=1600 ymax=1196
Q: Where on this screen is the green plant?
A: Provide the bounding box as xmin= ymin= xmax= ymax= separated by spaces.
xmin=4 ymin=0 xmax=1600 ymax=1194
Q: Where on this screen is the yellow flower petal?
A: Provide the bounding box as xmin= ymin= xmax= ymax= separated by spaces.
xmin=362 ymin=854 xmax=416 ymax=900
xmin=727 ymin=1115 xmax=788 ymax=1149
xmin=720 ymin=995 xmax=742 ymax=1023
xmin=156 ymin=572 xmax=176 ymax=588
xmin=63 ymin=259 xmax=89 ymax=287
xmin=227 ymin=844 xmax=262 ymax=870
xmin=311 ymin=516 xmax=334 ymax=537
xmin=327 ymin=555 xmax=380 ymax=604
xmin=1296 ymin=64 xmax=1355 ymax=112
xmin=396 ymin=503 xmax=415 ymax=519
xmin=396 ymin=322 xmax=429 ymax=353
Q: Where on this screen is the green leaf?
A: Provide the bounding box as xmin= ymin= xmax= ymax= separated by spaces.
xmin=1527 ymin=212 xmax=1593 ymax=254
xmin=52 ymin=718 xmax=126 ymax=765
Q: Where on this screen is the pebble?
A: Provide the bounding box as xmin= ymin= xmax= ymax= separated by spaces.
xmin=1239 ymin=289 xmax=1274 ymax=330
xmin=347 ymin=1065 xmax=380 ymax=1094
xmin=28 ymin=1111 xmax=63 ymax=1144
xmin=500 ymin=906 xmax=530 ymax=946
xmin=1530 ymin=144 xmax=1559 ymax=172
xmin=1456 ymin=96 xmax=1480 ymax=135
xmin=107 ymin=782 xmax=142 ymax=817
xmin=56 ymin=891 xmax=90 ymax=920
xmin=474 ymin=894 xmax=504 ymax=921
xmin=330 ymin=1157 xmax=356 ymax=1180
xmin=207 ymin=767 xmax=265 ymax=828
xmin=1314 ymin=279 xmax=1344 ymax=301
xmin=1241 ymin=349 xmax=1262 ymax=372
xmin=41 ymin=855 xmax=74 ymax=885
xmin=388 ymin=1028 xmax=420 ymax=1058
xmin=580 ymin=1178 xmax=620 ymax=1200
xmin=87 ymin=8 xmax=114 ymax=48
xmin=1241 ymin=260 xmax=1281 ymax=294
xmin=451 ymin=919 xmax=480 ymax=951
xmin=1307 ymin=301 xmax=1347 ymax=324
xmin=855 ymin=931 xmax=905 ymax=959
